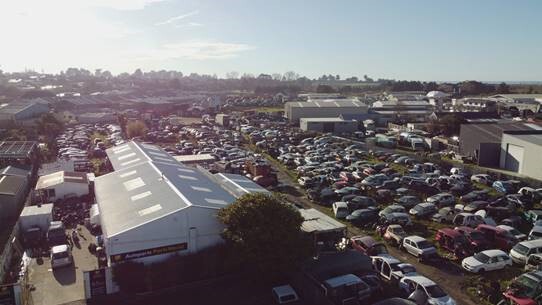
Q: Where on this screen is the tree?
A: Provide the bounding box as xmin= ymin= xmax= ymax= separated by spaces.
xmin=496 ymin=82 xmax=510 ymax=94
xmin=225 ymin=71 xmax=239 ymax=79
xmin=283 ymin=71 xmax=299 ymax=81
xmin=126 ymin=120 xmax=147 ymax=139
xmin=316 ymin=84 xmax=336 ymax=93
xmin=217 ymin=193 xmax=311 ymax=278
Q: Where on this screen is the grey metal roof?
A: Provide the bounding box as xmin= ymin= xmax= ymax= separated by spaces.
xmin=0 ymin=175 xmax=26 ymax=196
xmin=213 ymin=173 xmax=269 ymax=198
xmin=0 ymin=166 xmax=30 ymax=178
xmin=106 ymin=141 xmax=180 ymax=171
xmin=0 ymin=141 xmax=37 ymax=158
xmin=299 ymin=208 xmax=346 ymax=233
xmin=97 ymin=141 xmax=237 ymax=238
xmin=286 ymin=100 xmax=367 ymax=108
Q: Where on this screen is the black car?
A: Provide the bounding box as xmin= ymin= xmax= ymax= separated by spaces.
xmin=460 ymin=189 xmax=489 ymax=203
xmin=346 ymin=208 xmax=379 ymax=226
xmin=408 ymin=180 xmax=439 ymax=196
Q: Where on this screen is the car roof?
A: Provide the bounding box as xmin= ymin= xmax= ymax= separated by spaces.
xmin=52 ymin=244 xmax=69 ymax=253
xmin=481 ymin=249 xmax=507 ymax=257
xmin=531 ymin=226 xmax=542 ymax=233
xmin=403 ymin=275 xmax=436 ymax=287
xmin=497 ymin=225 xmax=514 ymax=231
xmin=418 ymin=202 xmax=434 ymax=207
xmin=388 ymin=224 xmax=403 ymax=229
xmin=352 ymin=235 xmax=376 ymax=245
xmin=272 ymin=285 xmax=297 ymax=297
xmin=438 ymin=228 xmax=462 ymax=237
xmin=374 ymin=255 xmax=401 ymax=264
xmin=334 ymin=201 xmax=348 ymax=207
xmin=406 ymin=235 xmax=426 ymax=243
xmin=519 ymin=239 xmax=542 ymax=247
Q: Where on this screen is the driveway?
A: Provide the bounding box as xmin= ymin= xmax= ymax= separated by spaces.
xmin=29 ymin=226 xmax=97 ymax=305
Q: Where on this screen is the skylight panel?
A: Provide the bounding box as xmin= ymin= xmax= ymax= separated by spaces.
xmin=123 ymin=177 xmax=145 ymax=191
xmin=138 ymin=204 xmax=162 ymax=216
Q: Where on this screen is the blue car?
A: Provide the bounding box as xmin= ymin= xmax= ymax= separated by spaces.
xmin=492 ymin=180 xmax=519 ymax=194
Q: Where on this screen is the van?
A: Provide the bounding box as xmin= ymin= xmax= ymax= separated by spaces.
xmin=47 ymin=221 xmax=67 ymax=247
xmin=452 ymin=213 xmax=483 ymax=228
xmin=333 ymin=202 xmax=350 ymax=219
xmin=322 ymin=274 xmax=371 ymax=304
xmin=510 ymin=239 xmax=542 ymax=264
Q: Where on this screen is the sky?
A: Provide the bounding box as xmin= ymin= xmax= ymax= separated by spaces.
xmin=0 ymin=0 xmax=541 ymax=81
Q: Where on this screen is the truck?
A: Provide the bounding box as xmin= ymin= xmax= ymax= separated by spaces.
xmin=47 ymin=221 xmax=67 ymax=247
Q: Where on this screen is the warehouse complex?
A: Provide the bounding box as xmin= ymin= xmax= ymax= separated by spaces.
xmin=284 ymin=99 xmax=368 ymax=123
xmin=500 ymin=131 xmax=542 ymax=180
xmin=95 ymin=141 xmax=268 ymax=265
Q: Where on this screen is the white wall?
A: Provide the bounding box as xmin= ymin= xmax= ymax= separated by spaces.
xmin=47 ymin=182 xmax=89 ymax=200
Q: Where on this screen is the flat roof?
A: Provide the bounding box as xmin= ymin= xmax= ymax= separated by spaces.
xmin=286 ymin=100 xmax=367 ymax=109
xmin=299 ymin=208 xmax=346 ymax=233
xmin=36 ymin=171 xmax=88 ymax=190
xmin=21 ymin=203 xmax=53 ymax=217
xmin=213 ymin=172 xmax=269 ymax=198
xmin=97 ymin=141 xmax=238 ymax=238
xmin=463 ymin=122 xmax=542 ymax=143
xmin=0 ymin=166 xmax=30 ymax=177
xmin=504 ymin=132 xmax=542 ymax=146
xmin=300 ymin=117 xmax=354 ymax=123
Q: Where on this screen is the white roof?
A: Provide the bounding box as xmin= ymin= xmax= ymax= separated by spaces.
xmin=406 ymin=235 xmax=426 ymax=243
xmin=481 ymin=249 xmax=507 ymax=257
xmin=299 ymin=208 xmax=346 ymax=233
xmin=426 ymin=91 xmax=449 ymax=98
xmin=52 ymin=244 xmax=69 ymax=253
xmin=404 ymin=275 xmax=436 ymax=287
xmin=20 ymin=204 xmax=53 ymax=217
xmin=35 ymin=171 xmax=88 ymax=189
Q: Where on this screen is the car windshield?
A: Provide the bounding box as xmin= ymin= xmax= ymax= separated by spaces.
xmin=531 ymin=231 xmax=542 ymax=238
xmin=374 ymin=244 xmax=388 ymax=254
xmin=469 ymin=231 xmax=485 ymax=241
xmin=52 ymin=251 xmax=69 ymax=260
xmin=426 ymin=285 xmax=447 ymax=298
xmin=401 ymin=265 xmax=416 ymax=274
xmin=473 ymin=252 xmax=491 ymax=264
xmin=512 ymin=275 xmax=540 ymax=298
xmin=417 ymin=241 xmax=432 ymax=249
xmin=513 ymin=244 xmax=530 ymax=255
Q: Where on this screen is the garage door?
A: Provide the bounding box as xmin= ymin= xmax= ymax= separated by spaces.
xmin=505 ymin=144 xmax=524 ymax=172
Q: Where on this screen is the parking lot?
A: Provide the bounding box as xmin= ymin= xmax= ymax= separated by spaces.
xmin=29 ymin=226 xmax=97 ymax=305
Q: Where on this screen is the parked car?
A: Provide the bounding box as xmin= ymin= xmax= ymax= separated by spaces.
xmin=384 ymin=224 xmax=408 ymax=246
xmin=346 ymin=208 xmax=379 ymax=227
xmin=351 ymin=235 xmax=389 ymax=256
xmin=435 ymin=228 xmax=472 ymax=258
xmin=332 ymin=202 xmax=350 ymax=219
xmin=463 ymin=200 xmax=489 ymax=213
xmin=372 ymin=255 xmax=417 ymax=284
xmin=524 ymin=210 xmax=542 ymax=225
xmin=525 ymin=254 xmax=542 ymax=272
xmin=493 ymin=180 xmax=520 ymax=194
xmin=432 ymin=207 xmax=459 ymax=223
xmin=510 ymin=239 xmax=542 ymax=264
xmin=409 ymin=203 xmax=437 ymax=219
xmin=381 ymin=212 xmax=412 ymax=227
xmin=426 ymin=193 xmax=455 ymax=207
xmin=502 ymin=271 xmax=542 ymax=305
xmin=454 ymin=226 xmax=492 ymax=251
xmin=497 ymin=224 xmax=527 ymax=241
xmin=461 ymin=249 xmax=512 ymax=273
xmin=529 ymin=225 xmax=542 ymax=241
xmin=399 ymin=276 xmax=456 ymax=305
xmin=460 ymin=190 xmax=489 ymax=203
xmin=272 ymin=285 xmax=300 ymax=304
xmin=396 ymin=196 xmax=421 ymax=209
xmin=322 ymin=274 xmax=372 ymax=304
xmin=379 ymin=205 xmax=407 ymax=218
xmin=452 ymin=213 xmax=484 ymax=228
xmin=50 ymin=244 xmax=73 ymax=268
xmin=471 ymin=174 xmax=493 ymax=185
xmin=476 ymin=224 xmax=518 ymax=251
xmin=402 ymin=236 xmax=438 ymax=262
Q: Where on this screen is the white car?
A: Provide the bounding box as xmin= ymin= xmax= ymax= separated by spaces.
xmin=332 ymin=202 xmax=349 ymax=219
xmin=50 ymin=244 xmax=73 ymax=269
xmin=462 ymin=249 xmax=512 ymax=273
xmin=399 ymin=276 xmax=456 ymax=305
xmin=471 ymin=174 xmax=492 ymax=185
xmin=427 ymin=193 xmax=455 ymax=206
xmin=372 ymin=255 xmax=417 ymax=283
xmin=529 ymin=225 xmax=542 ymax=240
xmin=402 ymin=236 xmax=438 ymax=262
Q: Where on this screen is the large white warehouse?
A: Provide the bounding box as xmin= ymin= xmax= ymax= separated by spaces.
xmin=96 ymin=141 xmax=268 ymax=265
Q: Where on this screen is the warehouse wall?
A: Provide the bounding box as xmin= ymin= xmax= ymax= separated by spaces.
xmin=500 ymin=134 xmax=542 ymax=180
xmin=289 ymin=107 xmax=367 ymax=123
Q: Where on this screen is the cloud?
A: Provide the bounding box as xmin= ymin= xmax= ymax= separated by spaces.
xmin=156 ymin=10 xmax=199 ymax=26
xmin=138 ymin=41 xmax=256 ymax=61
xmin=175 ymin=22 xmax=204 ymax=28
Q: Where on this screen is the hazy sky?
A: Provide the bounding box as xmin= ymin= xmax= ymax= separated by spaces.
xmin=1 ymin=0 xmax=541 ymax=81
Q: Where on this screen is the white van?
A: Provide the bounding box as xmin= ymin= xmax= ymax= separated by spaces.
xmin=271 ymin=285 xmax=299 ymax=304
xmin=510 ymin=239 xmax=542 ymax=264
xmin=51 ymin=244 xmax=73 ymax=268
xmin=333 ymin=202 xmax=350 ymax=219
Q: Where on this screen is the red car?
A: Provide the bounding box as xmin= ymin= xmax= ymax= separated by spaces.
xmin=454 ymin=226 xmax=492 ymax=251
xmin=476 ymin=224 xmax=518 ymax=251
xmin=435 ymin=228 xmax=472 ymax=258
xmin=350 ymin=236 xmax=389 ymax=256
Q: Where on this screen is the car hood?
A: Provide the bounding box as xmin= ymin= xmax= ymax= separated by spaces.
xmin=430 ymin=295 xmax=456 ymax=305
xmin=462 ymin=257 xmax=483 ymax=268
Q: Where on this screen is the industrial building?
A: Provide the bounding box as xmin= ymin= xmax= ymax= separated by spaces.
xmin=459 ymin=122 xmax=542 ymax=167
xmin=35 ymin=171 xmax=90 ymax=201
xmin=95 ymin=141 xmax=268 ymax=265
xmin=284 ymin=99 xmax=368 ymax=123
xmin=0 ymin=141 xmax=39 ymax=169
xmin=300 ymin=117 xmax=358 ymax=133
xmin=500 ymin=131 xmax=542 ymax=180
xmin=0 ymin=175 xmax=28 ymax=222
xmin=77 ymin=112 xmax=117 ymax=124
xmin=0 ymin=101 xmax=50 ymax=124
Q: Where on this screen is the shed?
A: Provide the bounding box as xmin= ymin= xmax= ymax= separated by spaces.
xmin=19 ymin=204 xmax=54 ymax=233
xmin=35 ymin=171 xmax=89 ymax=201
xmin=299 ymin=208 xmax=346 ymax=251
xmin=0 ymin=175 xmax=28 ymax=221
